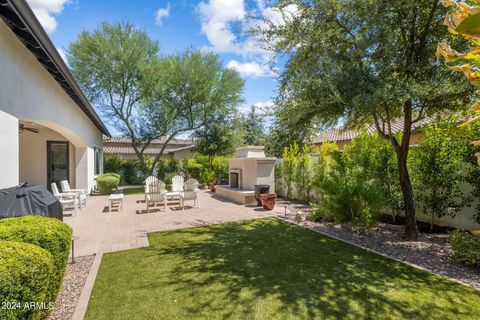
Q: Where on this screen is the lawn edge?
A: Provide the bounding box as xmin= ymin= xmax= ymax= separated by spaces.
xmin=71 ymin=252 xmax=104 ymax=320
xmin=279 ymin=217 xmax=480 ymax=292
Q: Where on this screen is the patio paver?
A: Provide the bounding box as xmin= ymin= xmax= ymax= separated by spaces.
xmin=64 ymin=190 xmax=279 ymax=257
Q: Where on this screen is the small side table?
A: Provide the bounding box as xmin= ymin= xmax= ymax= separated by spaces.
xmin=71 ymin=235 xmax=80 ymax=264
xmin=109 ymin=193 xmax=124 ymax=211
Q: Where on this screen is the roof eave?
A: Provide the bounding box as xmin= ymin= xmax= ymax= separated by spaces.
xmin=0 ymin=0 xmax=111 ymax=137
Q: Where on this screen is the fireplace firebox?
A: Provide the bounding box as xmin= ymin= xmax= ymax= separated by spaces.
xmin=230 ymin=172 xmax=239 ymax=188
xmin=229 ymin=169 xmax=242 ymax=189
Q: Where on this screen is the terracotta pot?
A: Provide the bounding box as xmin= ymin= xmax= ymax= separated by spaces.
xmin=208 ymin=182 xmax=216 ymax=192
xmin=260 ymin=194 xmax=276 ymax=210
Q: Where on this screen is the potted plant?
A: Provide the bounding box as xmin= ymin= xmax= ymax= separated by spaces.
xmin=207 ymin=181 xmax=217 ymax=192
xmin=201 ymin=170 xmax=217 ymax=192
xmin=260 ymin=193 xmax=277 ymax=210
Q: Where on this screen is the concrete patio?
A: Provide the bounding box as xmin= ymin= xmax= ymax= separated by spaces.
xmin=64 ymin=190 xmax=280 ymax=257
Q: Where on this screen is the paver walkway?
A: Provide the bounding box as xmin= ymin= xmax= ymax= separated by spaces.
xmin=64 ymin=190 xmax=280 ymax=257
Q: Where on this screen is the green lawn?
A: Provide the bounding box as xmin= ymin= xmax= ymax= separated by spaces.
xmin=85 ymin=218 xmax=480 ymax=320
xmin=120 ymin=185 xmax=145 ymax=195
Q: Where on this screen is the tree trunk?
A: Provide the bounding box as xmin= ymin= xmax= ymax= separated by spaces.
xmin=396 ymin=148 xmax=418 ymax=240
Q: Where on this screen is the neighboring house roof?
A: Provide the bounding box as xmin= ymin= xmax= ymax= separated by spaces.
xmin=312 ymin=117 xmax=432 ymax=144
xmin=0 ymin=0 xmax=110 ymax=136
xmin=103 ymin=136 xmax=195 ymax=156
xmin=105 ymin=136 xmax=193 ymax=145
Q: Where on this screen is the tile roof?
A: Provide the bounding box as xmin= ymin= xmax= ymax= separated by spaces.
xmin=103 ymin=136 xmax=195 ymax=156
xmin=311 ymin=117 xmax=432 ymax=144
xmin=104 ymin=136 xmax=193 ymax=144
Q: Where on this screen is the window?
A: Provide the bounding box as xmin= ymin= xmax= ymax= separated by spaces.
xmin=94 ymin=147 xmax=101 ymax=175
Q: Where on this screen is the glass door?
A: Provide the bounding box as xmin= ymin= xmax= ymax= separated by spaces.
xmin=47 ymin=141 xmax=69 ymax=189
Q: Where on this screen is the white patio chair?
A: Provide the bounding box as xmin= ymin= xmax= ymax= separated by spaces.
xmin=51 ymin=182 xmax=79 ymax=216
xmin=60 ymin=180 xmax=87 ymax=207
xmin=181 ymin=178 xmax=200 ymax=209
xmin=146 ymin=180 xmax=167 ymax=213
xmin=172 ymin=175 xmax=184 ymax=192
xmin=144 ymin=175 xmax=159 ymax=201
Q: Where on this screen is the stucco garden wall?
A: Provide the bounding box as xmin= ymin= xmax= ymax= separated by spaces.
xmin=275 ymin=169 xmax=480 ymax=230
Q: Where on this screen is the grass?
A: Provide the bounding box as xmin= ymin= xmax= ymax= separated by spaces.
xmin=85 ymin=218 xmax=480 ymax=320
xmin=121 ymin=185 xmax=145 ymax=194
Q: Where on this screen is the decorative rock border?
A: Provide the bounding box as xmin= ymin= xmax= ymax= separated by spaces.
xmin=45 ymin=255 xmax=95 ymax=320
xmin=71 ymin=252 xmax=104 ymax=320
xmin=275 ymin=197 xmax=479 ymax=290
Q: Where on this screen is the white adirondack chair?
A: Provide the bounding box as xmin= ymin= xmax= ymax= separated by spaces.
xmin=51 ymin=182 xmax=79 ymax=216
xmin=144 ymin=175 xmax=159 ymax=201
xmin=172 ymin=175 xmax=184 ymax=192
xmin=181 ymin=178 xmax=200 ymax=209
xmin=146 ymin=180 xmax=167 ymax=213
xmin=60 ymin=180 xmax=87 ymax=207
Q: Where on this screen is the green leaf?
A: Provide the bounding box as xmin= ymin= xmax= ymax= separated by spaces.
xmin=456 ymin=12 xmax=480 ymax=34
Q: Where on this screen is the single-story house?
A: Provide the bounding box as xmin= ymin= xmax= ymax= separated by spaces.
xmin=103 ymin=136 xmax=195 ymax=161
xmin=311 ymin=117 xmax=431 ymax=149
xmin=0 ymin=0 xmax=110 ymax=192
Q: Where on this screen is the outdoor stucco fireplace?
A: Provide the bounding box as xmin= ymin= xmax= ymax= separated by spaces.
xmin=217 ymin=146 xmax=276 ymax=204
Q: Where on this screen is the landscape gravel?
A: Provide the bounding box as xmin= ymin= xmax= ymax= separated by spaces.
xmin=277 ymin=198 xmax=480 ymax=290
xmin=45 ymin=255 xmax=95 ymax=320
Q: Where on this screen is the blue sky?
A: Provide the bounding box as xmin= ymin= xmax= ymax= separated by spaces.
xmin=25 ymin=0 xmax=299 ymax=133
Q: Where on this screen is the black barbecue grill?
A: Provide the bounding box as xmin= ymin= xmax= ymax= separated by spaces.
xmin=0 ymin=184 xmax=63 ymax=220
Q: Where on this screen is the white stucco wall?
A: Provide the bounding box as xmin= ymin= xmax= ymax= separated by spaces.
xmin=0 ymin=110 xmax=19 ymax=188
xmin=0 ymin=21 xmax=102 ymax=148
xmin=19 ymin=128 xmax=75 ymax=187
xmin=0 ymin=20 xmax=104 ymax=189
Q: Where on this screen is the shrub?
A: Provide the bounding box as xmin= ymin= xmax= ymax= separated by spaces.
xmin=0 ymin=241 xmax=55 ymax=320
xmin=104 ymin=156 xmax=144 ymax=185
xmin=104 ymin=172 xmax=121 ymax=180
xmin=294 ymin=144 xmax=314 ymax=202
xmin=97 ymin=173 xmax=121 ymax=194
xmin=0 ymin=216 xmax=72 ymax=302
xmin=449 ymin=229 xmax=480 ymax=267
xmin=104 ymin=155 xmax=123 ymax=174
xmin=410 ymin=123 xmax=472 ymax=230
xmin=310 ymin=138 xmax=385 ymax=230
xmin=282 ymin=142 xmax=299 ymax=198
xmin=181 ymin=154 xmax=228 ymax=184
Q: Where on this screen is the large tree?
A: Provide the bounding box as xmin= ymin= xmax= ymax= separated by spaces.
xmin=68 ymin=22 xmax=159 ymax=173
xmin=69 ymin=23 xmax=244 ymax=174
xmin=253 ymin=0 xmax=475 ymax=240
xmin=192 ymin=111 xmax=244 ymax=158
xmin=141 ymin=49 xmax=244 ymax=173
xmin=242 ymin=105 xmax=266 ymax=146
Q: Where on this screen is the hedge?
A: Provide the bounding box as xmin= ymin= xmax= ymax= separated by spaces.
xmin=449 ymin=230 xmax=480 ymax=267
xmin=0 ymin=241 xmax=54 ymax=320
xmin=97 ymin=173 xmax=121 ymax=194
xmin=0 ymin=216 xmax=72 ymax=303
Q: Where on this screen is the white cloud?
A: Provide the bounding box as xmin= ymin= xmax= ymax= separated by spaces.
xmin=256 ymin=0 xmax=299 ymax=27
xmin=155 ymin=3 xmax=171 ymax=26
xmin=26 ymin=0 xmax=69 ymax=34
xmin=238 ymin=100 xmax=275 ymax=115
xmin=197 ymin=0 xmax=245 ymax=53
xmin=226 ymin=60 xmax=271 ymax=78
xmin=196 ymin=0 xmax=296 ymax=78
xmin=253 ymin=100 xmax=275 ymax=113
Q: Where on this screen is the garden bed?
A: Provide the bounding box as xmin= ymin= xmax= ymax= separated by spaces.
xmin=45 ymin=255 xmax=95 ymax=320
xmin=277 ymin=198 xmax=480 ymax=290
